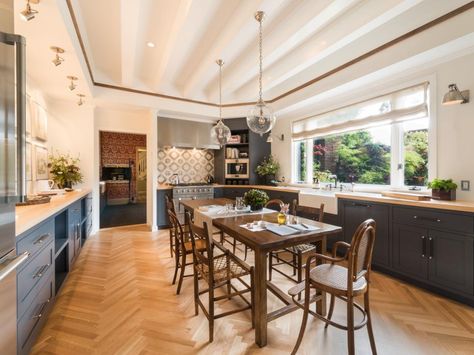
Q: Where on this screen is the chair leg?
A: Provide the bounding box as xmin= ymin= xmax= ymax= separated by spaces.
xmin=291 ymin=283 xmax=312 ymax=355
xmin=364 ymin=291 xmax=377 ymax=355
xmin=347 ymin=296 xmax=355 ymax=355
xmin=169 ymin=233 xmax=173 ymax=257
xmin=250 ymin=270 xmax=255 ymax=329
xmin=176 ymin=252 xmax=186 ymax=295
xmin=297 ymin=252 xmax=303 ymax=301
xmin=244 ymin=246 xmax=248 ymax=261
xmin=209 ymin=285 xmax=214 ymax=343
xmin=172 ymin=248 xmax=179 ymax=285
xmin=232 ymin=238 xmax=236 ymax=254
xmin=292 ymin=253 xmax=297 ymax=276
xmin=268 ymin=252 xmax=273 ymax=281
xmin=325 ymin=294 xmax=336 ymax=329
xmin=193 ymin=267 xmax=199 ymax=316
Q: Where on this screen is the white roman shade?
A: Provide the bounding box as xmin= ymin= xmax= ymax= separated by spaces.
xmin=292 ymin=82 xmax=429 ymax=140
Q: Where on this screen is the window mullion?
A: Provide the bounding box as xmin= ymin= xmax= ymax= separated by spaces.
xmin=391 ymin=123 xmax=403 ymax=188
xmin=306 ymin=139 xmax=312 ymax=184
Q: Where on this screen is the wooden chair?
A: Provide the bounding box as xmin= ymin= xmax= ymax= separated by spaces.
xmin=165 ymin=194 xmax=177 ymax=257
xmin=187 ymin=211 xmax=255 ymax=342
xmin=168 ymin=210 xmax=206 ymax=294
xmin=269 ymin=199 xmax=325 ymax=287
xmin=288 ymin=219 xmax=377 ymax=355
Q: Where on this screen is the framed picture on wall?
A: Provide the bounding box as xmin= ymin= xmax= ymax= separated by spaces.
xmin=26 ymin=142 xmax=32 ymax=181
xmin=33 ymin=104 xmax=47 ymax=141
xmin=35 ymin=145 xmax=48 ymax=180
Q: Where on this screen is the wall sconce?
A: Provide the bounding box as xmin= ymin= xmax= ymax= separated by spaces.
xmin=51 ymin=46 xmax=65 ymax=66
xmin=266 ymin=133 xmax=284 ymax=143
xmin=442 ymin=84 xmax=469 ymax=105
xmin=20 ymin=0 xmax=39 ymax=21
xmin=67 ymin=76 xmax=78 ymax=91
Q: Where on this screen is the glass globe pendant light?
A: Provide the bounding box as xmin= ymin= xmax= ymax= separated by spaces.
xmin=210 ymin=59 xmax=231 ymax=147
xmin=246 ymin=11 xmax=276 ymax=136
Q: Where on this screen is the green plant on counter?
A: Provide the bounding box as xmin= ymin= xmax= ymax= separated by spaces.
xmin=243 ymin=189 xmax=269 ymax=211
xmin=48 ymin=152 xmax=83 ymax=189
xmin=427 ymin=178 xmax=457 ymax=191
xmin=313 ymin=169 xmax=332 ymax=183
xmin=256 ymin=155 xmax=280 ymax=177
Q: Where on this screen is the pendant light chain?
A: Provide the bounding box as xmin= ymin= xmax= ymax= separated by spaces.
xmin=219 ymin=61 xmax=223 ymax=120
xmin=258 ymin=14 xmax=263 ymax=103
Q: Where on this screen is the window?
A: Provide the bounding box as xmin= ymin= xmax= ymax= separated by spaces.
xmin=292 ymin=83 xmax=432 ymax=187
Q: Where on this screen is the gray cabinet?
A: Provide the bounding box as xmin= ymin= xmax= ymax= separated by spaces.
xmin=339 ymin=199 xmax=390 ymax=267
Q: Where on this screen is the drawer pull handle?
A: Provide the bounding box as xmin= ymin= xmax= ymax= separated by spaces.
xmin=413 ymin=215 xmax=441 ymax=223
xmin=421 ymin=236 xmax=426 ymax=258
xmin=32 ymin=299 xmax=50 ymax=319
xmin=33 ymin=233 xmax=51 ymax=245
xmin=352 ymin=202 xmax=371 ymax=208
xmin=33 ymin=264 xmax=50 ymax=279
xmin=428 ymin=237 xmax=434 ymax=260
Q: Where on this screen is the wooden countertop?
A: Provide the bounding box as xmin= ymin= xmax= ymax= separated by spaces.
xmin=16 ymin=189 xmax=91 ymax=237
xmin=336 ymin=192 xmax=474 ymax=213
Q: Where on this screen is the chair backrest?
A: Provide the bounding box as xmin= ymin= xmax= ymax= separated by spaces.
xmin=168 ymin=209 xmax=186 ymax=246
xmin=292 ymin=199 xmax=325 ymax=223
xmin=186 ymin=211 xmax=213 ymax=280
xmin=347 ymin=219 xmax=376 ymax=285
xmin=265 ymin=199 xmax=284 ymax=211
xmin=165 ymin=194 xmax=175 ymax=213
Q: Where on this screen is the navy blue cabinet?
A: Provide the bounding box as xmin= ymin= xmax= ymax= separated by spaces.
xmin=157 ymin=189 xmax=173 ymax=229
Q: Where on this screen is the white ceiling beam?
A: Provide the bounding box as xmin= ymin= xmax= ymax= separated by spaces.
xmin=120 ymin=0 xmax=141 ymax=87
xmin=210 ymin=0 xmax=360 ymax=101
xmin=149 ymin=0 xmax=194 ymax=91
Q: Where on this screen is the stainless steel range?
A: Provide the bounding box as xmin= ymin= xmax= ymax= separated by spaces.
xmin=172 ymin=183 xmax=214 ymax=223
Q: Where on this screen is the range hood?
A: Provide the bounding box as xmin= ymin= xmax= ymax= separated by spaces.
xmin=157 ymin=117 xmax=220 ymax=149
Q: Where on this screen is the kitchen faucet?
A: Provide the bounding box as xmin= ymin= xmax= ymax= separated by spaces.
xmin=170 ymin=173 xmax=179 ymax=185
xmin=329 ymin=174 xmax=338 ymax=189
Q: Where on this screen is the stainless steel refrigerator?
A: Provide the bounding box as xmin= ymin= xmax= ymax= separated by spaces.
xmin=0 ymin=30 xmax=28 ymax=355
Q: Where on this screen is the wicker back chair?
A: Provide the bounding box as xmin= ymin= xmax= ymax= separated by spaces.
xmin=168 ymin=209 xmax=205 ymax=295
xmin=265 ymin=199 xmax=284 ymax=211
xmin=186 ymin=211 xmax=254 ymax=342
xmin=269 ymin=200 xmax=325 ymax=290
xmin=289 ymin=219 xmax=377 ymax=355
xmin=165 ymin=194 xmax=177 ymax=257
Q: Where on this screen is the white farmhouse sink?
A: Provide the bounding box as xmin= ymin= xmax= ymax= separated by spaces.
xmin=299 ymin=189 xmax=338 ymax=214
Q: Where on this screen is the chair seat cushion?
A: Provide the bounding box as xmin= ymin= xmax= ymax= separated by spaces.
xmin=184 ymin=239 xmax=207 ymax=253
xmin=198 ymin=254 xmax=250 ymax=284
xmin=290 ymin=243 xmax=315 ymax=253
xmin=309 ymin=264 xmax=366 ymax=294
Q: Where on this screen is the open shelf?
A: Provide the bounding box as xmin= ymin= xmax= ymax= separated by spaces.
xmin=54 ymin=238 xmax=68 ymax=258
xmin=54 ymin=245 xmax=69 ymax=294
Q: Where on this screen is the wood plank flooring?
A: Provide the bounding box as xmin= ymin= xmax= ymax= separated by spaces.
xmin=32 ymin=225 xmax=474 ymax=354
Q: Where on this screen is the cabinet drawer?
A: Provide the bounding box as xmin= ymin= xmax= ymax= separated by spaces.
xmin=393 ymin=206 xmax=474 ymax=234
xmin=70 ymin=200 xmax=82 ymax=219
xmin=17 ymin=242 xmax=53 ymax=314
xmin=17 ymin=271 xmax=53 ymax=355
xmin=17 ymin=220 xmax=54 ymax=261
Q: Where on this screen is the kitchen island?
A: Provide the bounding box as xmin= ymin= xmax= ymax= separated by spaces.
xmin=15 ymin=189 xmax=93 ymax=355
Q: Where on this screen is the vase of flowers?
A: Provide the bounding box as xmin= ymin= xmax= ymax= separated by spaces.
xmin=243 ymin=189 xmax=269 ymax=211
xmin=48 ymin=152 xmax=83 ymax=190
xmin=256 ymin=155 xmax=280 ymax=186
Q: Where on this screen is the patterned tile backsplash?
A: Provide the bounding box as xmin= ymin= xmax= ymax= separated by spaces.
xmin=157 ymin=148 xmax=214 ymax=184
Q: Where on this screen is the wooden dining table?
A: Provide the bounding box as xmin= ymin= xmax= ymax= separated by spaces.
xmin=180 ymin=198 xmax=342 ymax=347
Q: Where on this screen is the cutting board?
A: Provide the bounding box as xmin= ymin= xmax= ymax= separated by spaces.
xmin=381 ymin=191 xmax=431 ymax=201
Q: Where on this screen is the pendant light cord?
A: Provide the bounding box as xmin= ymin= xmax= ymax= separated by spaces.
xmin=219 ymin=62 xmax=222 ymax=120
xmin=258 ymin=15 xmax=263 ymax=103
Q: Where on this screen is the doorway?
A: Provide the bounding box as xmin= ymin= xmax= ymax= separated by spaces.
xmin=99 ymin=131 xmax=147 ymax=228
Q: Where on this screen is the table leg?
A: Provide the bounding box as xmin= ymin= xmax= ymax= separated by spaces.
xmin=254 ymin=249 xmax=267 ymax=347
xmin=316 ymin=236 xmax=327 ymax=316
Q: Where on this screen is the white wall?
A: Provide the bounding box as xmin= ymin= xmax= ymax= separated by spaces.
xmin=94 ymin=107 xmax=158 ymax=231
xmin=272 ymin=53 xmax=474 ymax=201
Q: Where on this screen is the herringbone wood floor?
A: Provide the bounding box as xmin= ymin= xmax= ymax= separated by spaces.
xmin=31 ymin=225 xmax=474 ymax=354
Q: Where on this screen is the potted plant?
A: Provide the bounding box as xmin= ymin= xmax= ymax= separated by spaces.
xmin=48 ymin=152 xmax=83 ymax=190
xmin=427 ymin=178 xmax=457 ymax=200
xmin=256 ymin=155 xmax=280 ymax=186
xmin=243 ymin=189 xmax=269 ymax=211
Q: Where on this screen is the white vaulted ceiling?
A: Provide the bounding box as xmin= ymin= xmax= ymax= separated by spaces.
xmin=66 ymin=0 xmax=474 ymax=107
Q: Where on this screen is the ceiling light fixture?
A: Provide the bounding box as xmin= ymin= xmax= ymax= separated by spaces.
xmin=77 ymin=94 xmax=85 ymax=106
xmin=51 ymin=46 xmax=65 ymax=66
xmin=210 ymin=59 xmax=231 ymax=147
xmin=67 ymin=76 xmax=78 ymax=91
xmin=146 ymin=42 xmax=155 ymax=48
xmin=20 ymin=0 xmax=39 ymax=22
xmin=442 ymin=83 xmax=470 ymax=105
xmin=246 ymin=11 xmax=276 ymax=136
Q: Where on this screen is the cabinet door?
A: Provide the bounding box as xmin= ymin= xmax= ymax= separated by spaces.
xmin=428 ymin=230 xmax=474 ymax=295
xmin=342 ymin=201 xmax=390 ymax=267
xmin=392 ymin=223 xmax=429 ymax=280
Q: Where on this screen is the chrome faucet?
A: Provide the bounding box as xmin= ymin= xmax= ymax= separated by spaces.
xmin=329 ymin=174 xmax=338 ymax=189
xmin=170 ymin=174 xmax=179 ymax=185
